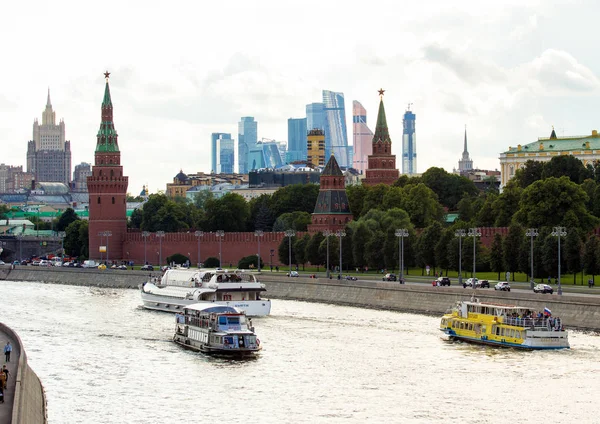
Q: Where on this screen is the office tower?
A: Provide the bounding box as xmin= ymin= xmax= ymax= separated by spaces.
xmin=323 ymin=90 xmax=350 ymax=167
xmin=238 ymin=117 xmax=258 ymax=174
xmin=218 ymin=136 xmax=235 ymax=173
xmin=458 ymin=127 xmax=473 ymax=173
xmin=26 ymin=89 xmax=72 ymax=185
xmin=306 ymin=102 xmax=325 ymax=133
xmin=72 ymin=162 xmax=92 ymax=192
xmin=364 ymin=89 xmax=399 ymax=186
xmin=87 ymin=71 xmax=128 ymax=262
xmin=402 ymin=105 xmax=417 ymax=175
xmin=286 ymin=118 xmax=307 ymax=163
xmin=248 ymin=142 xmax=283 ymax=170
xmin=352 ymin=101 xmax=374 ymax=174
xmin=211 ymin=133 xmax=233 ymax=174
xmin=307 ymin=129 xmax=326 ymax=167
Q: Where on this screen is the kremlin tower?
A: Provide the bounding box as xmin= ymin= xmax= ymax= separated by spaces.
xmin=87 ymin=72 xmax=129 ymax=262
xmin=363 ymin=89 xmax=399 ymax=186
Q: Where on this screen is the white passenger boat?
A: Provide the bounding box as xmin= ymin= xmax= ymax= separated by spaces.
xmin=140 ymin=268 xmax=271 ymax=316
xmin=173 ymin=304 xmax=261 ymax=355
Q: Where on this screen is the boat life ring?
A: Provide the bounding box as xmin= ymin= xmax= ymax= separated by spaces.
xmin=256 ymin=338 xmax=260 ymax=345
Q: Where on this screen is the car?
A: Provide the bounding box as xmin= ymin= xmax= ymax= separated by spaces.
xmin=62 ymin=261 xmax=72 ymax=267
xmin=287 ymin=271 xmax=299 ymax=277
xmin=39 ymin=260 xmax=49 ymax=267
xmin=345 ymin=275 xmax=358 ymax=281
xmin=117 ymin=264 xmax=128 ymax=270
xmin=382 ymin=273 xmax=397 ymax=281
xmin=0 ymin=260 xmax=5 ymax=265
xmin=533 ymin=283 xmax=553 ymax=294
xmin=140 ymin=264 xmax=154 ymax=271
xmin=463 ymin=278 xmax=478 ymax=288
xmin=494 ymin=281 xmax=511 ymax=291
xmin=435 ymin=277 xmax=451 ymax=286
xmin=97 ymin=264 xmax=107 ymax=270
xmin=478 ymin=280 xmax=490 ymax=288
xmin=12 ymin=260 xmax=20 ymax=265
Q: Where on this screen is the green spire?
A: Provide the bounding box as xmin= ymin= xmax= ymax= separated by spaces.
xmin=372 ymin=97 xmax=391 ymax=144
xmin=96 ymin=73 xmax=119 ymax=153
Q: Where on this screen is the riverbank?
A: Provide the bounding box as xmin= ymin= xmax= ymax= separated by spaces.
xmin=2 ymin=267 xmax=600 ymax=331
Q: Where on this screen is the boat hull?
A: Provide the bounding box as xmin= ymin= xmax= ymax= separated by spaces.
xmin=141 ymin=292 xmax=272 ymax=316
xmin=441 ymin=328 xmax=570 ymax=350
xmin=173 ymin=335 xmax=260 ymax=356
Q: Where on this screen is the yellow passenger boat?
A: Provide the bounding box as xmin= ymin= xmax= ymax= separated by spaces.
xmin=440 ymin=298 xmax=569 ymax=350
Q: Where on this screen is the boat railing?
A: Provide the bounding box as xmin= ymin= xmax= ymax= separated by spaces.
xmin=502 ymin=316 xmax=564 ymax=331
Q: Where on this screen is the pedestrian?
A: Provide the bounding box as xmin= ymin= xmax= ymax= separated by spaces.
xmin=0 ymin=368 xmax=5 ymax=392
xmin=3 ymin=341 xmax=12 ymax=362
xmin=1 ymin=365 xmax=7 ymax=389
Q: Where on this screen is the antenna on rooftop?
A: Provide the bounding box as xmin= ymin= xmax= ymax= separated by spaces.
xmin=407 ymin=103 xmax=413 ymax=111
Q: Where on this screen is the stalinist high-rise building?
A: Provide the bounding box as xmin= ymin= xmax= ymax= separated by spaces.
xmin=27 ymin=90 xmax=72 ymax=185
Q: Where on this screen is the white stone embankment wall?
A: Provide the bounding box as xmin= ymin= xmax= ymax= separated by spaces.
xmin=2 ymin=267 xmax=600 ymax=331
xmin=0 ymin=323 xmax=47 ymax=424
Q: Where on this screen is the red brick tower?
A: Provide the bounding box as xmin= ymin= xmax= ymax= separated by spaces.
xmin=363 ymin=89 xmax=399 ymax=186
xmin=307 ymin=154 xmax=353 ymax=233
xmin=87 ymin=72 xmax=129 ymax=261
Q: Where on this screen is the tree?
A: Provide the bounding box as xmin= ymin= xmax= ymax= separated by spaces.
xmin=294 ymin=234 xmax=311 ymax=270
xmin=272 ymin=211 xmax=312 ymax=232
xmin=306 ymin=232 xmax=325 ymax=271
xmin=237 ymin=255 xmax=264 ymax=270
xmin=193 ymin=190 xmax=214 ymax=210
xmin=489 ymin=233 xmax=504 ymax=280
xmin=435 ymin=228 xmax=454 ymax=275
xmin=456 ymin=194 xmax=476 ymax=224
xmin=402 ymin=183 xmax=444 ymax=228
xmin=166 ymin=253 xmax=190 ymax=265
xmin=583 ymin=234 xmax=600 ymax=285
xmin=514 ymin=176 xmax=598 ymax=231
xmin=491 ymin=183 xmax=522 ymax=227
xmin=564 ymin=228 xmax=582 ymax=284
xmin=278 ymin=234 xmax=296 ymax=267
xmin=542 ymin=155 xmax=591 ymax=184
xmin=129 ymin=208 xmax=143 ymax=229
xmin=56 ymin=208 xmax=79 ymax=232
xmin=361 ymin=184 xmax=390 ymax=213
xmin=204 ymin=193 xmax=250 ymax=232
xmin=270 ymin=184 xmax=320 ymax=217
xmin=346 ymin=184 xmax=368 ymax=219
xmin=503 ymin=224 xmax=523 ymax=281
xmin=511 ymin=160 xmax=544 ymax=188
xmin=420 ymin=167 xmax=478 ymax=209
xmin=64 ymin=220 xmax=89 ymax=259
xmin=416 ymin=222 xmax=443 ymax=275
xmin=364 ymin=230 xmax=386 ymax=270
xmin=350 ymin=222 xmax=369 ymax=269
xmin=203 ymin=257 xmax=220 ymax=268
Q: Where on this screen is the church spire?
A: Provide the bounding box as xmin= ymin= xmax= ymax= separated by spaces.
xmin=46 ymin=88 xmax=52 ymax=107
xmin=372 ymin=89 xmax=391 ymax=144
xmin=96 ymin=71 xmax=119 ymax=153
xmin=463 ymin=126 xmax=468 ymax=154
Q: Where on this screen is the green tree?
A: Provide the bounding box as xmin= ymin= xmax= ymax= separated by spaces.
xmin=294 ymin=234 xmax=311 ymax=270
xmin=349 ymin=222 xmax=369 ymax=269
xmin=193 ymin=190 xmax=214 ymax=210
xmin=364 ymin=230 xmax=386 ymax=270
xmin=564 ymin=228 xmax=582 ymax=284
xmin=203 ymin=257 xmax=220 ymax=268
xmin=64 ymin=220 xmax=89 ymax=259
xmin=420 ymin=167 xmax=478 ymax=209
xmin=306 ymin=232 xmax=325 ymax=271
xmin=542 ymin=155 xmax=591 ymax=184
xmin=456 ymin=194 xmax=476 ymax=224
xmin=166 ymin=253 xmax=190 ymax=265
xmin=346 ymin=184 xmax=368 ymax=219
xmin=491 ymin=183 xmax=523 ymax=227
xmin=56 ymin=208 xmax=79 ymax=232
xmin=272 ymin=211 xmax=312 ymax=232
xmin=402 ymin=183 xmax=444 ymax=228
xmin=511 ymin=160 xmax=544 ymax=188
xmin=416 ymin=222 xmax=443 ymax=275
xmin=435 ymin=228 xmax=454 ymax=275
xmin=514 ymin=176 xmax=598 ymax=231
xmin=362 ymin=184 xmax=390 ymax=213
xmin=270 ymin=184 xmax=320 ymax=217
xmin=204 ymin=193 xmax=250 ymax=232
xmin=503 ymin=224 xmax=523 ymax=281
xmin=583 ymin=234 xmax=600 ymax=285
xmin=129 ymin=208 xmax=143 ymax=229
xmin=278 ymin=234 xmax=296 ymax=267
xmin=489 ymin=233 xmax=504 ymax=280
xmin=237 ymin=255 xmax=264 ymax=270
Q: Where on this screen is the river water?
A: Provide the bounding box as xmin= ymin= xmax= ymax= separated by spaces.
xmin=1 ymin=280 xmax=599 ymax=424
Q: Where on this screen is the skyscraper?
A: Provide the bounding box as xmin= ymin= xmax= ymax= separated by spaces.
xmin=238 ymin=117 xmax=258 ymax=174
xmin=27 ymin=89 xmax=72 ymax=185
xmin=402 ymin=106 xmax=417 ymax=175
xmin=352 ymin=101 xmax=374 ymax=174
xmin=363 ymin=89 xmax=399 ymax=186
xmin=306 ymin=103 xmax=325 ymax=133
xmin=323 ymin=90 xmax=350 ymax=167
xmin=211 ymin=133 xmax=234 ymax=174
xmin=307 ymin=129 xmax=326 ymax=167
xmin=458 ymin=127 xmax=473 ymax=173
xmin=286 ymin=118 xmax=307 ymax=163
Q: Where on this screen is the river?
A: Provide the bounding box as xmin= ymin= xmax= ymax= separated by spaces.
xmin=1 ymin=280 xmax=599 ymax=423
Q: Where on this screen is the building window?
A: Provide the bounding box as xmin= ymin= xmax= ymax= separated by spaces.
xmin=112 ymin=197 xmax=115 ymax=204
xmin=97 ymin=197 xmax=101 ymax=204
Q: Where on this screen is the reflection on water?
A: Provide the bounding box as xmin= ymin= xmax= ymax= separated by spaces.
xmin=1 ymin=280 xmax=599 ymax=423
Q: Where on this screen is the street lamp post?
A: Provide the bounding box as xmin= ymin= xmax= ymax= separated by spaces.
xmin=270 ymin=249 xmax=274 ymax=271
xmin=284 ymin=230 xmax=296 ymax=274
xmin=455 ymin=229 xmax=466 ymax=285
xmin=17 ymin=233 xmax=23 ymax=261
xmin=156 ymin=231 xmax=165 ymax=267
xmin=323 ymin=230 xmax=332 ymax=278
xmin=468 ymin=228 xmax=481 ymax=281
xmin=336 ymin=230 xmax=346 ymax=279
xmin=255 ymin=230 xmax=264 ymax=272
xmin=551 ymin=226 xmax=566 ymax=295
xmin=216 ymin=230 xmax=225 ymax=268
xmin=103 ymin=231 xmax=112 ymax=265
xmin=97 ymin=232 xmax=104 ymax=262
xmin=526 ymin=228 xmax=539 ymax=290
xmin=195 ymin=231 xmax=204 ymax=268
xmin=395 ymin=229 xmax=408 ymax=283
xmin=142 ymin=231 xmax=150 ymax=265
xmin=58 ymin=231 xmax=66 ymax=263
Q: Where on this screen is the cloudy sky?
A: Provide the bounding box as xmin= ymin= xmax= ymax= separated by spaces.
xmin=2 ymin=0 xmax=600 ymax=194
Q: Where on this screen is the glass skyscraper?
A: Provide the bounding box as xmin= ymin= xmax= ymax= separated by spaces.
xmin=248 ymin=142 xmax=283 ymax=170
xmin=217 ymin=135 xmax=235 ymax=174
xmin=402 ymin=108 xmax=417 ymax=175
xmin=286 ymin=117 xmax=307 ymax=163
xmin=306 ymin=103 xmax=325 ymax=133
xmin=352 ymin=101 xmax=373 ymax=174
xmin=211 ymin=133 xmax=231 ymax=173
xmin=238 ymin=117 xmax=258 ymax=174
xmin=323 ymin=90 xmax=350 ymax=167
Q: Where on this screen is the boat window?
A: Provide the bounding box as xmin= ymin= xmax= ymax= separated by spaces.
xmin=228 ymin=317 xmax=240 ymax=325
xmin=219 ymin=316 xmax=227 ymax=325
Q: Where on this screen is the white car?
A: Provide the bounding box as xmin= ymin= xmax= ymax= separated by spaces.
xmin=287 ymin=271 xmax=299 ymax=277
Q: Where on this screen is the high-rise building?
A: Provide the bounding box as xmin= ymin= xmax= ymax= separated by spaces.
xmin=306 ymin=103 xmax=325 ymax=133
xmin=72 ymin=162 xmax=92 ymax=192
xmin=458 ymin=127 xmax=473 ymax=173
xmin=26 ymin=89 xmax=72 ymax=185
xmin=87 ymin=72 xmax=129 ymax=262
xmin=238 ymin=117 xmax=258 ymax=174
xmin=307 ymin=129 xmax=326 ymax=167
xmin=363 ymin=89 xmax=399 ymax=186
xmin=352 ymin=101 xmax=374 ymax=174
xmin=402 ymin=106 xmax=417 ymax=175
xmin=211 ymin=133 xmax=234 ymax=174
xmin=286 ymin=118 xmax=307 ymax=163
xmin=323 ymin=90 xmax=351 ymax=167
xmin=248 ymin=142 xmax=283 ymax=170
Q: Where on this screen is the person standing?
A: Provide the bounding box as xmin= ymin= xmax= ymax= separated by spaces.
xmin=3 ymin=341 xmax=12 ymax=362
xmin=1 ymin=365 xmax=7 ymax=389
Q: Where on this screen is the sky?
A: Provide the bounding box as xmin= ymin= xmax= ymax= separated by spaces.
xmin=2 ymin=0 xmax=600 ymax=195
